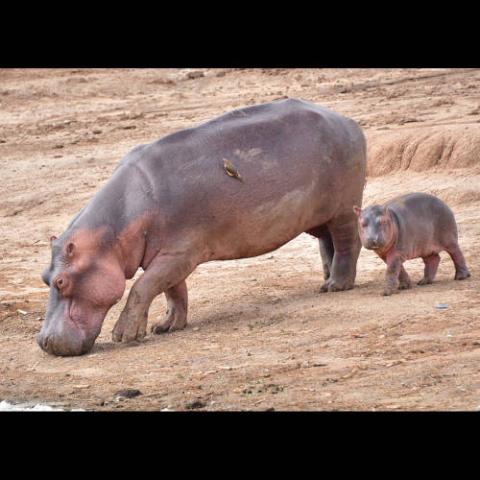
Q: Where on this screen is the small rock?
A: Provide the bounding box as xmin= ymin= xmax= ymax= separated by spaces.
xmin=16 ymin=309 xmax=27 ymax=315
xmin=54 ymin=144 xmax=64 ymax=149
xmin=265 ymin=407 xmax=275 ymax=412
xmin=92 ymin=129 xmax=102 ymax=135
xmin=186 ymin=71 xmax=205 ymax=80
xmin=114 ymin=389 xmax=142 ymax=399
xmin=435 ymin=303 xmax=449 ymax=310
xmin=185 ymin=399 xmax=206 ymax=410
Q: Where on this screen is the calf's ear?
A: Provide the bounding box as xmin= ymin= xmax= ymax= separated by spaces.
xmin=353 ymin=205 xmax=362 ymax=216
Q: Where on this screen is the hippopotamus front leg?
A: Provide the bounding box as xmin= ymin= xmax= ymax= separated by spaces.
xmin=418 ymin=253 xmax=441 ymax=285
xmin=151 ymin=280 xmax=188 ymax=334
xmin=383 ymin=253 xmax=402 ymax=296
xmin=320 ymin=213 xmax=361 ymax=292
xmin=112 ymin=254 xmax=196 ymax=343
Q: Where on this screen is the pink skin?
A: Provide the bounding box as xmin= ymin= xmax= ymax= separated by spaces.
xmin=38 ymin=230 xmax=126 ymax=356
xmin=354 ymin=205 xmax=400 ymax=295
xmin=354 ymin=205 xmax=411 ymax=295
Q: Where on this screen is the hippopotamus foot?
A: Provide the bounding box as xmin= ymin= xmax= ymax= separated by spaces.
xmin=151 ymin=280 xmax=188 ymax=334
xmin=383 ymin=282 xmax=403 ymax=296
xmin=112 ymin=254 xmax=195 ymax=343
xmin=112 ymin=304 xmax=148 ymax=343
xmin=318 ymin=215 xmax=361 ymax=293
xmin=455 ymin=269 xmax=471 ymax=280
xmin=319 ymin=278 xmax=354 ymax=293
xmin=383 ymin=254 xmax=402 ymax=296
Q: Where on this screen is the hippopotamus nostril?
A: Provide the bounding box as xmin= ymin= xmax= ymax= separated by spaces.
xmin=37 ymin=332 xmax=50 ymax=353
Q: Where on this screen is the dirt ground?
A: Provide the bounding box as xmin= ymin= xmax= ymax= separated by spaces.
xmin=1 ymin=68 xmax=480 ymax=411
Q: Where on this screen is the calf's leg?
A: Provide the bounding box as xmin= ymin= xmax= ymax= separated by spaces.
xmin=418 ymin=253 xmax=441 ymax=285
xmin=446 ymin=243 xmax=470 ymax=280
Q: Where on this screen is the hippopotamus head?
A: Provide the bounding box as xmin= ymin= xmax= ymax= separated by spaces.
xmin=38 ymin=228 xmax=126 ymax=356
xmin=353 ymin=204 xmax=396 ymax=252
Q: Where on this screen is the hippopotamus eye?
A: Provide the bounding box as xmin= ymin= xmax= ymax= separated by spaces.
xmin=65 ymin=242 xmax=75 ymax=259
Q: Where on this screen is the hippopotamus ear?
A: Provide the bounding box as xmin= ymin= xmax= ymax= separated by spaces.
xmin=353 ymin=205 xmax=362 ymax=217
xmin=50 ymin=235 xmax=57 ymax=243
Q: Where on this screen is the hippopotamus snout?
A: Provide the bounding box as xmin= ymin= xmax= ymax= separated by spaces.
xmin=363 ymin=236 xmax=381 ymax=250
xmin=38 ymin=294 xmax=97 ymax=356
xmin=37 ymin=329 xmax=93 ymax=356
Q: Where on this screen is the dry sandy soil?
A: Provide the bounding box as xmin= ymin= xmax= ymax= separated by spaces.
xmin=1 ymin=68 xmax=479 ymax=411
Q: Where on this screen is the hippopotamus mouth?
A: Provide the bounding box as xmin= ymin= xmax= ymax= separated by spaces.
xmin=37 ymin=294 xmax=105 ymax=356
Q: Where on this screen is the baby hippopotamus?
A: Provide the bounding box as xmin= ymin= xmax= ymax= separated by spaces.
xmin=353 ymin=192 xmax=470 ymax=296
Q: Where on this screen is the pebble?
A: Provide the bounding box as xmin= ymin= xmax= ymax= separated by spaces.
xmin=435 ymin=303 xmax=449 ymax=309
xmin=114 ymin=389 xmax=142 ymax=400
xmin=185 ymin=399 xmax=206 ymax=410
xmin=186 ymin=71 xmax=205 ymax=80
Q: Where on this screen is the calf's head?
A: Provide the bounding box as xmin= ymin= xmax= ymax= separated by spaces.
xmin=353 ymin=204 xmax=396 ymax=252
xmin=38 ymin=228 xmax=126 ymax=356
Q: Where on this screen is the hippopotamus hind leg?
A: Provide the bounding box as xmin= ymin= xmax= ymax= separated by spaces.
xmin=418 ymin=253 xmax=441 ymax=285
xmin=307 ymin=225 xmax=334 ymax=281
xmin=445 ymin=243 xmax=471 ymax=280
xmin=319 ymin=213 xmax=361 ymax=292
xmin=151 ymin=280 xmax=188 ymax=334
xmin=318 ymin=231 xmax=335 ymax=281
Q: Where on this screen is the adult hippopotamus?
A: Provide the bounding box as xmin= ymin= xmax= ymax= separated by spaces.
xmin=354 ymin=192 xmax=470 ymax=296
xmin=39 ymin=98 xmax=366 ymax=356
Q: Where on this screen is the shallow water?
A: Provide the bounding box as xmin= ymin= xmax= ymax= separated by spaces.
xmin=0 ymin=400 xmax=84 ymax=412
